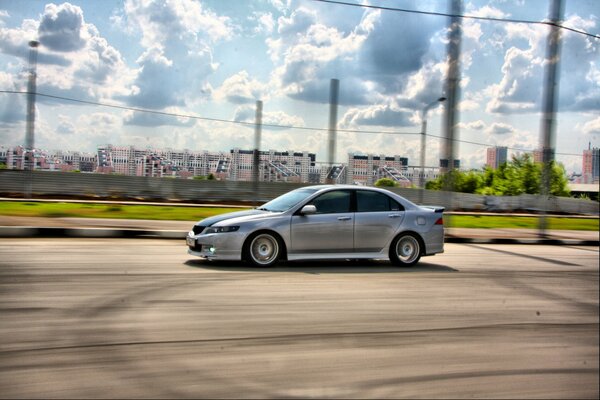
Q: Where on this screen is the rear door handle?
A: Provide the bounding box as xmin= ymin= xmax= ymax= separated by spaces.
xmin=388 ymin=214 xmax=401 ymax=218
xmin=337 ymin=216 xmax=352 ymax=221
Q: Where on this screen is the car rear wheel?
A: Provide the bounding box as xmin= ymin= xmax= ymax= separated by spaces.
xmin=244 ymin=233 xmax=282 ymax=267
xmin=390 ymin=233 xmax=422 ymax=266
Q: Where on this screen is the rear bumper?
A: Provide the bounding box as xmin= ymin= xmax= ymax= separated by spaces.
xmin=423 ymin=226 xmax=444 ymax=255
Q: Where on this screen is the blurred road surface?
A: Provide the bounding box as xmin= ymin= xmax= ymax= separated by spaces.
xmin=0 ymin=216 xmax=598 ymax=244
xmin=0 ymin=239 xmax=598 ymax=398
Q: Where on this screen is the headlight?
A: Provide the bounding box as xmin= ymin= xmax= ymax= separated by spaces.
xmin=204 ymin=226 xmax=240 ymax=234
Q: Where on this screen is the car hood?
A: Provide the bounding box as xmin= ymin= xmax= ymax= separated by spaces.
xmin=196 ymin=209 xmax=282 ymax=227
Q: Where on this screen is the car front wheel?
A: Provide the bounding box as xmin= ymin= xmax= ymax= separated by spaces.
xmin=390 ymin=233 xmax=422 ymax=266
xmin=244 ymin=233 xmax=282 ymax=267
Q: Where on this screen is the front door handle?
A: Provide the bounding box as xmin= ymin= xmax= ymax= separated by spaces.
xmin=337 ymin=216 xmax=352 ymax=221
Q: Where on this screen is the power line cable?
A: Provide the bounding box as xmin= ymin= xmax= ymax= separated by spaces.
xmin=310 ymin=0 xmax=600 ymax=39
xmin=0 ymin=90 xmax=584 ymax=157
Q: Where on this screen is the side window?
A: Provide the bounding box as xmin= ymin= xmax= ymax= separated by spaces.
xmin=310 ymin=190 xmax=351 ymax=214
xmin=356 ymin=191 xmax=405 ymax=212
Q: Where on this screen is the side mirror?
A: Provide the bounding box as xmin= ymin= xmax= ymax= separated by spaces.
xmin=300 ymin=205 xmax=317 ymax=215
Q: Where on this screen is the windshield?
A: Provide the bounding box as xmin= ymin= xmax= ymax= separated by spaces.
xmin=259 ymin=188 xmax=320 ymax=212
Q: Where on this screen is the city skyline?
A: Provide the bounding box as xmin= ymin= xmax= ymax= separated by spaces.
xmin=0 ymin=143 xmax=600 ymax=185
xmin=1 ymin=1 xmax=599 ymax=174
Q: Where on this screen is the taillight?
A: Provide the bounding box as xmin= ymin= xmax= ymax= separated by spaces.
xmin=435 ymin=217 xmax=444 ymax=225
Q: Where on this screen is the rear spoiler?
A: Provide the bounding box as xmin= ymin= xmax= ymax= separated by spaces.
xmin=421 ymin=206 xmax=445 ymax=213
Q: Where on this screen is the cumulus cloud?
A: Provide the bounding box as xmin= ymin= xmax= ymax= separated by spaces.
xmin=214 ymin=71 xmax=268 ymax=104
xmin=485 ymin=14 xmax=600 ymax=114
xmin=0 ymin=1 xmax=126 ymax=105
xmin=459 ymin=120 xmax=486 ymax=130
xmin=487 ymin=122 xmax=516 ymax=135
xmin=269 ymin=6 xmax=379 ymax=105
xmin=56 ymin=115 xmax=76 ymax=135
xmin=0 ymin=71 xmax=26 ymax=125
xmin=117 ymin=0 xmax=232 ymax=114
xmin=486 ymin=46 xmax=543 ymax=113
xmin=340 ymin=104 xmax=415 ymax=128
xmin=251 ymin=12 xmax=275 ymax=35
xmin=38 ymin=3 xmax=87 ymax=52
xmin=582 ymin=117 xmax=600 ymax=134
xmin=123 ymin=109 xmax=196 ymax=127
xmin=266 ymin=0 xmax=448 ymax=123
xmin=233 ymin=105 xmax=305 ymax=130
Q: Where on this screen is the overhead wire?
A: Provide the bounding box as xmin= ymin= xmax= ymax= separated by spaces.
xmin=1 ymin=2 xmax=594 ymax=161
xmin=310 ymin=0 xmax=600 ymax=39
xmin=0 ymin=90 xmax=584 ymax=157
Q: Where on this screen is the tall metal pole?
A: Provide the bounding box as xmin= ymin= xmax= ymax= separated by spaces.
xmin=419 ymin=97 xmax=446 ymax=204
xmin=252 ymin=100 xmax=263 ymax=206
xmin=327 ymin=78 xmax=339 ymax=184
xmin=442 ymin=0 xmax=462 ymax=215
xmin=25 ymin=41 xmax=39 ymax=168
xmin=538 ymin=0 xmax=563 ymax=237
xmin=25 ymin=40 xmax=39 ymax=198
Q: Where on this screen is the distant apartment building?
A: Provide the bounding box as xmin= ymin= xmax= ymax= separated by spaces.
xmin=1 ymin=143 xmax=437 ymax=187
xmin=583 ymin=145 xmax=599 ymax=184
xmin=486 ymin=146 xmax=507 ymax=169
xmin=347 ymin=153 xmax=411 ymax=186
xmin=2 ymin=146 xmax=96 ymax=172
xmin=229 ymin=149 xmax=316 ymax=183
xmin=94 ymin=145 xmax=317 ymax=182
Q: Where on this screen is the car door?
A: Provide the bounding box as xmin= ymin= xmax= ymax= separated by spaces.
xmin=290 ymin=189 xmax=354 ymax=254
xmin=353 ymin=190 xmax=405 ymax=252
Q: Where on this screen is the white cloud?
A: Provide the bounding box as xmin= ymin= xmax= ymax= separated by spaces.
xmin=232 ymin=104 xmax=305 ymax=130
xmin=340 ymin=104 xmax=415 ymax=128
xmin=485 ymin=14 xmax=600 ymax=115
xmin=251 ymin=12 xmax=275 ymax=35
xmin=123 ymin=107 xmax=196 ymax=127
xmin=38 ymin=3 xmax=87 ymax=52
xmin=459 ymin=120 xmax=486 ymax=130
xmin=214 ymin=71 xmax=268 ymax=104
xmin=582 ymin=117 xmax=600 ymax=134
xmin=486 ymin=122 xmax=515 ymax=135
xmin=116 ymin=0 xmax=233 ymax=113
xmin=122 ymin=0 xmax=233 ymax=50
xmin=485 ymin=46 xmax=542 ymax=113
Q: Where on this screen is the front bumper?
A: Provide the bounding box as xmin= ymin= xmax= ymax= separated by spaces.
xmin=186 ymin=231 xmax=243 ymax=261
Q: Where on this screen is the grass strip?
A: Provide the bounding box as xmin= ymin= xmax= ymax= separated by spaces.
xmin=0 ymin=201 xmax=598 ymax=231
xmin=0 ymin=201 xmax=246 ymax=221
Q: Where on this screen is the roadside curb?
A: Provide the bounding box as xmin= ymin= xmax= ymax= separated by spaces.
xmin=444 ymin=236 xmax=599 ymax=246
xmin=1 ymin=226 xmax=598 ymax=246
xmin=0 ymin=226 xmax=187 ymax=240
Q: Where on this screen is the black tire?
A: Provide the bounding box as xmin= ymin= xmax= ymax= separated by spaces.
xmin=244 ymin=232 xmax=282 ymax=267
xmin=390 ymin=233 xmax=422 ymax=267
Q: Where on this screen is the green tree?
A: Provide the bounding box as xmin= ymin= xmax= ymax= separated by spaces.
xmin=549 ymin=161 xmax=570 ymax=197
xmin=425 ymin=153 xmax=570 ymax=197
xmin=374 ymin=177 xmax=398 ymax=187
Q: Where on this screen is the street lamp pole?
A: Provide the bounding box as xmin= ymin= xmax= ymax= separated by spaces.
xmin=419 ymin=97 xmax=446 ymax=204
xmin=25 ymin=40 xmax=39 ymax=199
xmin=25 ymin=40 xmax=39 ymax=171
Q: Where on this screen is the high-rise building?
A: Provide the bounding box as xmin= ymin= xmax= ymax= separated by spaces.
xmin=229 ymin=149 xmax=316 ymax=183
xmin=486 ymin=146 xmax=508 ymax=169
xmin=583 ymin=145 xmax=599 ymax=184
xmin=347 ymin=153 xmax=410 ymax=186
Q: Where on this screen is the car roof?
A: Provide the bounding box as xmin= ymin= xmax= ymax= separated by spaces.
xmin=300 ymin=184 xmax=392 ymax=192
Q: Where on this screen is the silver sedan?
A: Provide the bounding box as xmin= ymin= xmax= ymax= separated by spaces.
xmin=187 ymin=185 xmax=444 ymax=267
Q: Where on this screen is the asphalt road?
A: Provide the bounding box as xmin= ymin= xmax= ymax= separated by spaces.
xmin=0 ymin=239 xmax=598 ymax=399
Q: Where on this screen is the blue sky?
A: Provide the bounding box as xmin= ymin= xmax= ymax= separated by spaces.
xmin=0 ymin=0 xmax=598 ymax=173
